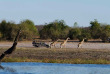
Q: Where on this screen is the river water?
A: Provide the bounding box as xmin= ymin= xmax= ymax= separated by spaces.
xmin=0 ymin=62 xmax=110 ymax=74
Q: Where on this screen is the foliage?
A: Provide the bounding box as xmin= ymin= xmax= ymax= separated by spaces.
xmin=0 ymin=20 xmax=18 ymax=40
xmin=0 ymin=32 xmax=2 ymax=39
xmin=0 ymin=19 xmax=38 ymax=41
xmin=100 ymin=25 xmax=110 ymax=42
xmin=0 ymin=19 xmax=110 ymax=42
xmin=18 ymin=19 xmax=38 ymax=40
xmin=39 ymin=20 xmax=70 ymax=40
xmin=73 ymin=22 xmax=78 ymax=28
xmin=77 ymin=28 xmax=91 ymax=42
xmin=68 ymin=28 xmax=81 ymax=40
xmin=90 ymin=19 xmax=101 ymax=39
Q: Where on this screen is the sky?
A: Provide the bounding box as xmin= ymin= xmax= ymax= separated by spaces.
xmin=0 ymin=0 xmax=110 ymax=27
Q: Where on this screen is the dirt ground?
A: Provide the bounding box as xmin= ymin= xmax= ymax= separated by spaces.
xmin=0 ymin=48 xmax=110 ymax=61
xmin=0 ymin=41 xmax=110 ymax=49
xmin=0 ymin=41 xmax=110 ymax=62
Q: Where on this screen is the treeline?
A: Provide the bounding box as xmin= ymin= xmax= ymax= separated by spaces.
xmin=39 ymin=19 xmax=110 ymax=42
xmin=0 ymin=19 xmax=38 ymax=41
xmin=0 ymin=19 xmax=110 ymax=42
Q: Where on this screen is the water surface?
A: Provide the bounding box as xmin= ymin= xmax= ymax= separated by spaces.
xmin=0 ymin=62 xmax=110 ymax=74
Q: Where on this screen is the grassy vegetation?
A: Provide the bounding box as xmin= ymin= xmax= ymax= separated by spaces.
xmin=1 ymin=57 xmax=110 ymax=64
xmin=1 ymin=48 xmax=110 ymax=64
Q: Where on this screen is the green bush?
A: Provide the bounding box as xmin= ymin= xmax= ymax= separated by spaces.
xmin=0 ymin=19 xmax=38 ymax=41
xmin=90 ymin=20 xmax=101 ymax=39
xmin=39 ymin=20 xmax=70 ymax=40
xmin=68 ymin=28 xmax=81 ymax=40
xmin=100 ymin=25 xmax=110 ymax=42
xmin=18 ymin=19 xmax=38 ymax=40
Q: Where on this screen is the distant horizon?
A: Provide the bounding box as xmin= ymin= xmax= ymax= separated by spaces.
xmin=0 ymin=0 xmax=110 ymax=27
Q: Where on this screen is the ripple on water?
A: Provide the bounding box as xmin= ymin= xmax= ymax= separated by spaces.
xmin=0 ymin=62 xmax=110 ymax=74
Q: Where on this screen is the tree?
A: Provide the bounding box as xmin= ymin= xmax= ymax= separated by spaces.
xmin=0 ymin=20 xmax=18 ymax=40
xmin=90 ymin=19 xmax=101 ymax=39
xmin=68 ymin=28 xmax=81 ymax=40
xmin=18 ymin=19 xmax=38 ymax=40
xmin=0 ymin=32 xmax=2 ymax=39
xmin=77 ymin=28 xmax=91 ymax=42
xmin=40 ymin=20 xmax=70 ymax=41
xmin=73 ymin=22 xmax=78 ymax=28
xmin=100 ymin=25 xmax=110 ymax=42
xmin=0 ymin=20 xmax=7 ymax=39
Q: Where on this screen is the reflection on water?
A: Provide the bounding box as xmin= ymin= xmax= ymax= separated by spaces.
xmin=0 ymin=65 xmax=4 ymax=69
xmin=0 ymin=64 xmax=16 ymax=73
xmin=0 ymin=62 xmax=110 ymax=74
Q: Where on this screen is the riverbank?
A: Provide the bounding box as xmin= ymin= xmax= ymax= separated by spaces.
xmin=0 ymin=48 xmax=110 ymax=64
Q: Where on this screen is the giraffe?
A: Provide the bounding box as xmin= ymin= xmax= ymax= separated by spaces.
xmin=0 ymin=29 xmax=21 ymax=62
xmin=60 ymin=37 xmax=70 ymax=48
xmin=77 ymin=38 xmax=86 ymax=48
xmin=50 ymin=39 xmax=59 ymax=48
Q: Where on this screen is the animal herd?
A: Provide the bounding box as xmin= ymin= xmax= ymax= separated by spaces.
xmin=32 ymin=37 xmax=86 ymax=48
xmin=50 ymin=37 xmax=86 ymax=49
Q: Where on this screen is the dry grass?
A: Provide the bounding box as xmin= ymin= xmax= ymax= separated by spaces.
xmin=1 ymin=48 xmax=110 ymax=64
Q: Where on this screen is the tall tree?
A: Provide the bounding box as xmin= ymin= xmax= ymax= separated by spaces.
xmin=90 ymin=19 xmax=101 ymax=39
xmin=40 ymin=20 xmax=70 ymax=40
xmin=18 ymin=19 xmax=38 ymax=40
xmin=0 ymin=20 xmax=18 ymax=40
xmin=73 ymin=22 xmax=78 ymax=28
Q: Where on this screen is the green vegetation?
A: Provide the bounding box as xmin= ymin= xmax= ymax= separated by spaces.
xmin=68 ymin=28 xmax=81 ymax=40
xmin=90 ymin=19 xmax=101 ymax=39
xmin=39 ymin=19 xmax=110 ymax=42
xmin=0 ymin=19 xmax=38 ymax=41
xmin=1 ymin=57 xmax=110 ymax=64
xmin=0 ymin=20 xmax=18 ymax=40
xmin=39 ymin=20 xmax=70 ymax=41
xmin=0 ymin=19 xmax=110 ymax=42
xmin=18 ymin=19 xmax=38 ymax=40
